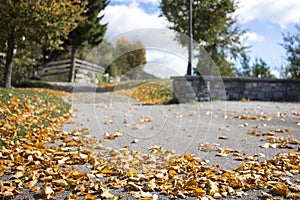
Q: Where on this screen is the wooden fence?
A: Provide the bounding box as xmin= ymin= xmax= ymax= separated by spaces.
xmin=38 ymin=58 xmax=105 ymax=80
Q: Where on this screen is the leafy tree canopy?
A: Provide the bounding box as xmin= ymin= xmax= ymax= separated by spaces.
xmin=160 ymin=0 xmax=247 ymax=76
xmin=108 ymin=38 xmax=147 ymax=80
xmin=0 ymin=0 xmax=86 ymax=87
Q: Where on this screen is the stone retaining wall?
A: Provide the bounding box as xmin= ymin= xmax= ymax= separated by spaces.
xmin=171 ymin=76 xmax=300 ymax=102
xmin=171 ymin=76 xmax=212 ymax=103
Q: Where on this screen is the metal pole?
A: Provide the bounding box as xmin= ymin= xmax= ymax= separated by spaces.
xmin=186 ymin=0 xmax=193 ymax=76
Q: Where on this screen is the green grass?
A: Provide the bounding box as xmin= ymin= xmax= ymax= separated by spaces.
xmin=0 ymin=88 xmax=71 ymax=140
xmin=0 ymin=88 xmax=70 ymax=117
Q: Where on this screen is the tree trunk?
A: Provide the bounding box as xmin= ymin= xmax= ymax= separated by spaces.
xmin=69 ymin=45 xmax=77 ymax=83
xmin=4 ymin=30 xmax=15 ymax=88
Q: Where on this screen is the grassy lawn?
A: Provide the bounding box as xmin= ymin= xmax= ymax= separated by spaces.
xmin=0 ymin=88 xmax=71 ymax=147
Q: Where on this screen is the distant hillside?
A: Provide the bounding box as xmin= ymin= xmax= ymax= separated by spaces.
xmin=139 ymin=70 xmax=159 ymax=80
xmin=120 ymin=69 xmax=160 ymax=81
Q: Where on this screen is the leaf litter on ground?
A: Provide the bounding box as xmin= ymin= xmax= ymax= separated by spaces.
xmin=1 ymin=88 xmax=300 ymax=199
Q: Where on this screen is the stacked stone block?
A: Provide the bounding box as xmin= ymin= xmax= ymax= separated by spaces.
xmin=172 ymin=76 xmax=300 ymax=102
xmin=171 ymin=76 xmax=211 ymax=103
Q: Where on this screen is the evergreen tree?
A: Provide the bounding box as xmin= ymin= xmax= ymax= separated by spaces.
xmin=251 ymin=58 xmax=274 ymax=78
xmin=68 ymin=0 xmax=109 ymax=82
xmin=235 ymin=52 xmax=252 ymax=77
xmin=160 ymin=0 xmax=246 ymax=76
xmin=281 ymin=23 xmax=300 ymax=78
xmin=236 ymin=54 xmax=274 ymax=78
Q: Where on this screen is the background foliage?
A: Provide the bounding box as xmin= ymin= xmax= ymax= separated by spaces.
xmin=160 ymin=0 xmax=246 ymax=76
xmin=107 ymin=38 xmax=147 ymax=79
xmin=0 ymin=0 xmax=87 ymax=87
xmin=281 ymin=23 xmax=300 ymax=79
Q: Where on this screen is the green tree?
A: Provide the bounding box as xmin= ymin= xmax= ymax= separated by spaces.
xmin=109 ymin=38 xmax=147 ymax=79
xmin=0 ymin=1 xmax=86 ymax=88
xmin=86 ymin=39 xmax=114 ymax=68
xmin=68 ymin=0 xmax=109 ymax=82
xmin=235 ymin=51 xmax=252 ymax=77
xmin=160 ymin=0 xmax=246 ymax=76
xmin=251 ymin=58 xmax=274 ymax=78
xmin=281 ymin=23 xmax=300 ymax=78
xmin=236 ymin=54 xmax=274 ymax=78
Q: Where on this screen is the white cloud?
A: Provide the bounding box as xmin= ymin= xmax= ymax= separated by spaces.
xmin=102 ymin=3 xmax=167 ymax=37
xmin=145 ymin=49 xmax=189 ymax=77
xmin=242 ymin=32 xmax=265 ymax=44
xmin=271 ymin=69 xmax=280 ymax=78
xmin=101 ymin=3 xmax=190 ymax=77
xmin=236 ymin=0 xmax=300 ymax=29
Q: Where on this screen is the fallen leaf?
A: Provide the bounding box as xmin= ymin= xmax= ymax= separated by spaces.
xmin=260 ymin=143 xmax=270 ymax=148
xmin=53 ymin=179 xmax=68 ymax=187
xmin=218 ymin=135 xmax=228 ymax=140
xmin=254 ymin=153 xmax=265 ymax=157
xmin=29 ymin=186 xmax=40 ymax=194
xmin=41 ymin=185 xmax=54 ymax=198
xmin=140 ymin=116 xmax=153 ymax=122
xmin=132 ymin=124 xmax=141 ymax=130
xmin=104 ymin=120 xmax=114 ymax=125
xmin=272 ymin=183 xmax=289 ymax=197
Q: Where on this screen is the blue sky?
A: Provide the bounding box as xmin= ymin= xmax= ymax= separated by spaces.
xmin=102 ymin=0 xmax=300 ymax=78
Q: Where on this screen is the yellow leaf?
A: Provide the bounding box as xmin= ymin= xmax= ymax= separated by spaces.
xmin=128 ymin=168 xmax=138 ymax=177
xmin=67 ymin=194 xmax=77 ymax=200
xmin=67 ymin=178 xmax=78 ymax=186
xmin=290 ymin=151 xmax=299 ymax=155
xmin=185 ymin=180 xmax=198 ymax=189
xmin=66 ymin=140 xmax=75 ymax=146
xmin=72 ymin=170 xmax=85 ymax=178
xmin=222 ymin=171 xmax=231 ymax=178
xmin=35 ymin=141 xmax=45 ymax=149
xmin=101 ymin=167 xmax=114 ymax=174
xmin=183 ymin=154 xmax=194 ymax=161
xmin=168 ymin=169 xmax=177 ymax=176
xmin=272 ymin=183 xmax=289 ymax=197
xmin=84 ymin=193 xmax=97 ymax=200
xmin=195 ymin=188 xmax=206 ymax=195
xmin=29 ymin=186 xmax=40 ymax=194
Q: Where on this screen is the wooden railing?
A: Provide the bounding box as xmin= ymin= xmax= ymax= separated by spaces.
xmin=38 ymin=58 xmax=105 ymax=77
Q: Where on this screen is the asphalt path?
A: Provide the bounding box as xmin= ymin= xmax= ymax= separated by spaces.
xmin=59 ymin=91 xmax=300 ymax=200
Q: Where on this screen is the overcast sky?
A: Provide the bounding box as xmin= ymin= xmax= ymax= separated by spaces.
xmin=100 ymin=0 xmax=300 ymax=78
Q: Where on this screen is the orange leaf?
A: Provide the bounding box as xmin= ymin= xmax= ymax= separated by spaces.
xmin=272 ymin=183 xmax=289 ymax=197
xmin=168 ymin=169 xmax=177 ymax=176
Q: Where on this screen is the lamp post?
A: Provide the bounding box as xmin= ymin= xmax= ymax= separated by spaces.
xmin=186 ymin=0 xmax=193 ymax=76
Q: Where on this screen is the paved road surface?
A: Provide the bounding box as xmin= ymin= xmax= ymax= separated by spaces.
xmin=59 ymin=91 xmax=300 ymax=200
xmin=12 ymin=82 xmax=299 ymax=199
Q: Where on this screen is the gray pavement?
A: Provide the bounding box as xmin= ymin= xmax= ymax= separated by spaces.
xmin=60 ymin=91 xmax=300 ymax=199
